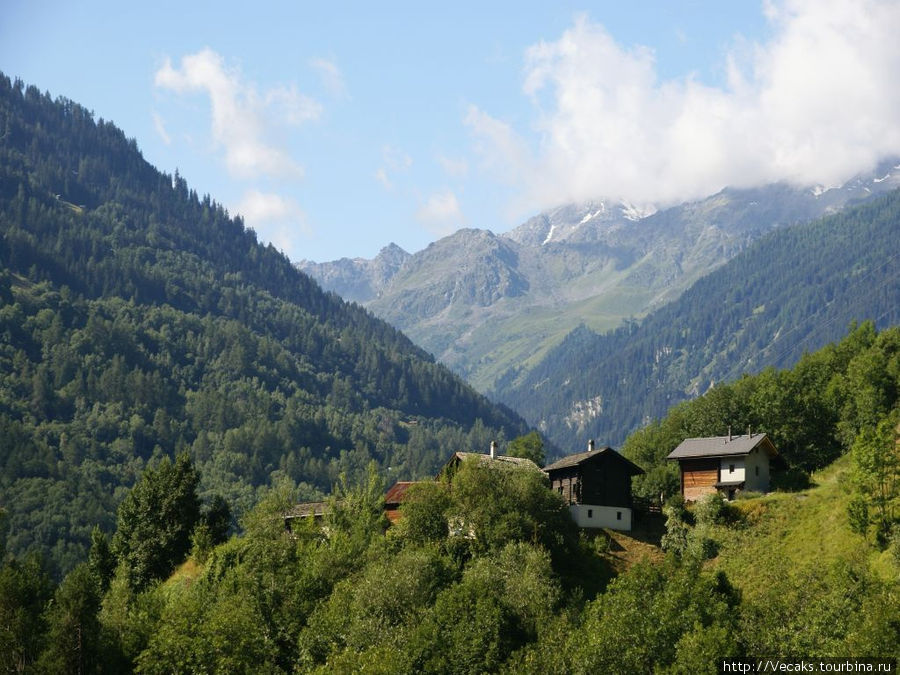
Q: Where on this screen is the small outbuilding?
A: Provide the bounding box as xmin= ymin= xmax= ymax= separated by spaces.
xmin=384 ymin=481 xmax=419 ymax=523
xmin=667 ymin=432 xmax=778 ymax=501
xmin=543 ymin=440 xmax=645 ymax=531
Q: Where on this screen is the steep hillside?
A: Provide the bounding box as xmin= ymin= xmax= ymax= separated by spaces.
xmin=501 ymin=189 xmax=900 ymax=450
xmin=301 ymin=168 xmax=900 ymax=392
xmin=0 ymin=74 xmax=527 ymax=572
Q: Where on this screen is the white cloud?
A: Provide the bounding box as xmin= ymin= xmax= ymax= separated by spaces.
xmin=469 ymin=0 xmax=900 ymax=213
xmin=310 ymin=57 xmax=348 ymax=98
xmin=416 ymin=189 xmax=465 ymax=236
xmin=374 ymin=167 xmax=392 ymax=190
xmin=234 ymin=189 xmax=311 ymax=257
xmin=375 ymin=144 xmax=413 ymax=191
xmin=437 ymin=154 xmax=469 ymax=178
xmin=152 ymin=111 xmax=171 ymax=145
xmin=155 ymin=49 xmax=321 ymax=179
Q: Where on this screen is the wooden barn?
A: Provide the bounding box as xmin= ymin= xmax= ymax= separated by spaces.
xmin=667 ymin=432 xmax=779 ymax=501
xmin=543 ymin=440 xmax=644 ymax=531
xmin=383 ymin=481 xmax=418 ymax=523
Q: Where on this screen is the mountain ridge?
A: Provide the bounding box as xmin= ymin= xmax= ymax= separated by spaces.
xmin=0 ymin=73 xmax=528 ymax=572
xmin=499 ymin=186 xmax=900 ymax=450
xmin=300 ymin=163 xmax=900 ymax=391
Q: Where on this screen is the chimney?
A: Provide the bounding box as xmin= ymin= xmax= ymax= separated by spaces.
xmin=490 ymin=440 xmax=497 ymax=459
xmin=747 ymin=425 xmax=752 ymax=437
xmin=587 ymin=439 xmax=595 ymax=453
xmin=727 ymin=426 xmax=732 ymax=442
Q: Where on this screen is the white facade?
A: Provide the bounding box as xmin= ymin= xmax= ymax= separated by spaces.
xmin=718 ymin=457 xmax=745 ymax=482
xmin=718 ymin=447 xmax=771 ymax=494
xmin=569 ymin=504 xmax=633 ymax=531
xmin=742 ymin=447 xmax=771 ymax=492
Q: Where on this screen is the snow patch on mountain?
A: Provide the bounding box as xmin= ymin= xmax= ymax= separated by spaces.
xmin=622 ymin=203 xmax=656 ymax=221
xmin=542 ymin=224 xmax=557 ymax=245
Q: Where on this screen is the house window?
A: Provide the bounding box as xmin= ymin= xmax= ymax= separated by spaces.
xmin=729 ymin=464 xmax=735 ymax=473
xmin=755 ymin=466 xmax=759 ymax=476
xmin=616 ymin=511 xmax=622 ymax=521
xmin=558 ymin=486 xmax=563 ymax=495
xmin=587 ymin=509 xmax=593 ymax=518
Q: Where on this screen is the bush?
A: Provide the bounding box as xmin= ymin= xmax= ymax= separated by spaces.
xmin=693 ymin=493 xmax=734 ymax=527
xmin=891 ymin=528 xmax=900 ymax=567
xmin=687 ymin=534 xmax=719 ymax=561
xmin=661 ymin=504 xmax=690 ymax=556
xmin=771 ymin=466 xmax=811 ymax=492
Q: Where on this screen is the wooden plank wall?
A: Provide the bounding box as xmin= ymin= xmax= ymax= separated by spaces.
xmin=681 ymin=458 xmax=719 ymax=501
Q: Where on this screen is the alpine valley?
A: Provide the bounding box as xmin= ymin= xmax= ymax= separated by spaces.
xmin=301 ymin=164 xmax=900 ymax=449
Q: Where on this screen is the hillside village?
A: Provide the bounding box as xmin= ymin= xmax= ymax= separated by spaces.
xmin=286 ymin=431 xmax=787 ymax=559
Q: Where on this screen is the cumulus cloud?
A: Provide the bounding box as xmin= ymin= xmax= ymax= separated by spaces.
xmin=468 ymin=0 xmax=900 ymax=212
xmin=155 ymin=49 xmax=321 ymax=179
xmin=234 ymin=189 xmax=311 ymax=257
xmin=416 ymin=189 xmax=465 ymax=236
xmin=310 ymin=57 xmax=348 ymax=98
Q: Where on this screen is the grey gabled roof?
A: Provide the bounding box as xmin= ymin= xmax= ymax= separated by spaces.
xmin=543 ymin=446 xmax=644 ymax=475
xmin=666 ymin=433 xmax=778 ymax=460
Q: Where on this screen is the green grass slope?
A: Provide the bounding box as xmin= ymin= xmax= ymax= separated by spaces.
xmin=710 ymin=456 xmax=894 ymax=598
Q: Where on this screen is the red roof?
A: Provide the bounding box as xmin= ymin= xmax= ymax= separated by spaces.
xmin=384 ymin=481 xmax=418 ymax=506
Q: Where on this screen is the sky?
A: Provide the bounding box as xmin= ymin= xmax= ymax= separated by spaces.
xmin=3 ymin=1 xmax=900 ymax=263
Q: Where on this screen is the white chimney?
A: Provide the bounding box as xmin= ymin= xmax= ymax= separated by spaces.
xmin=588 ymin=439 xmax=595 ymax=453
xmin=490 ymin=440 xmax=497 ymax=459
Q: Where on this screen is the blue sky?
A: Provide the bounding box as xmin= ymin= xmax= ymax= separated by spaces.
xmin=3 ymin=1 xmax=899 ymax=262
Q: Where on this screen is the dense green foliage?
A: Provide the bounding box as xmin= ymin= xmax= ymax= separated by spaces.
xmin=505 ymin=430 xmax=546 ymax=466
xmin=0 ymin=73 xmax=526 ymax=573
xmin=499 ymin=188 xmax=900 ymax=450
xmin=623 ymin=323 xmax=900 ymax=515
xmin=5 ymin=443 xmax=899 ymax=673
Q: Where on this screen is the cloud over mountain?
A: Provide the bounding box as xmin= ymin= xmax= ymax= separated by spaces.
xmin=468 ymin=0 xmax=900 ymax=214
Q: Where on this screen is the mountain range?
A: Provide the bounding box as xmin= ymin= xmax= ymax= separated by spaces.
xmin=502 ymin=186 xmax=900 ymax=449
xmin=300 ymin=163 xmax=900 ymax=394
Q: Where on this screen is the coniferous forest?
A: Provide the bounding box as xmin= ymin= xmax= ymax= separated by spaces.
xmin=1 ymin=75 xmax=899 ymax=672
xmin=498 ymin=187 xmax=900 ymax=450
xmin=0 ymin=73 xmax=526 ymax=574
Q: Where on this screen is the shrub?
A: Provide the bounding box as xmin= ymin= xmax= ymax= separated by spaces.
xmin=694 ymin=493 xmax=731 ymax=527
xmin=771 ymin=466 xmax=811 ymax=492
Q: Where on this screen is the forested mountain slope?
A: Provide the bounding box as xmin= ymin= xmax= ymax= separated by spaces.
xmin=500 ymin=188 xmax=900 ymax=450
xmin=0 ymin=74 xmax=526 ymax=573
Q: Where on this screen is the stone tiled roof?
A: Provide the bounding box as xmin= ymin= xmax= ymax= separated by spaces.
xmin=449 ymin=451 xmax=542 ymax=470
xmin=283 ymin=501 xmax=329 ymax=519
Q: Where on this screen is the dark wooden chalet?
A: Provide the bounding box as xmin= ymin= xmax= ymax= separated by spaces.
xmin=542 ymin=440 xmax=644 ymax=530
